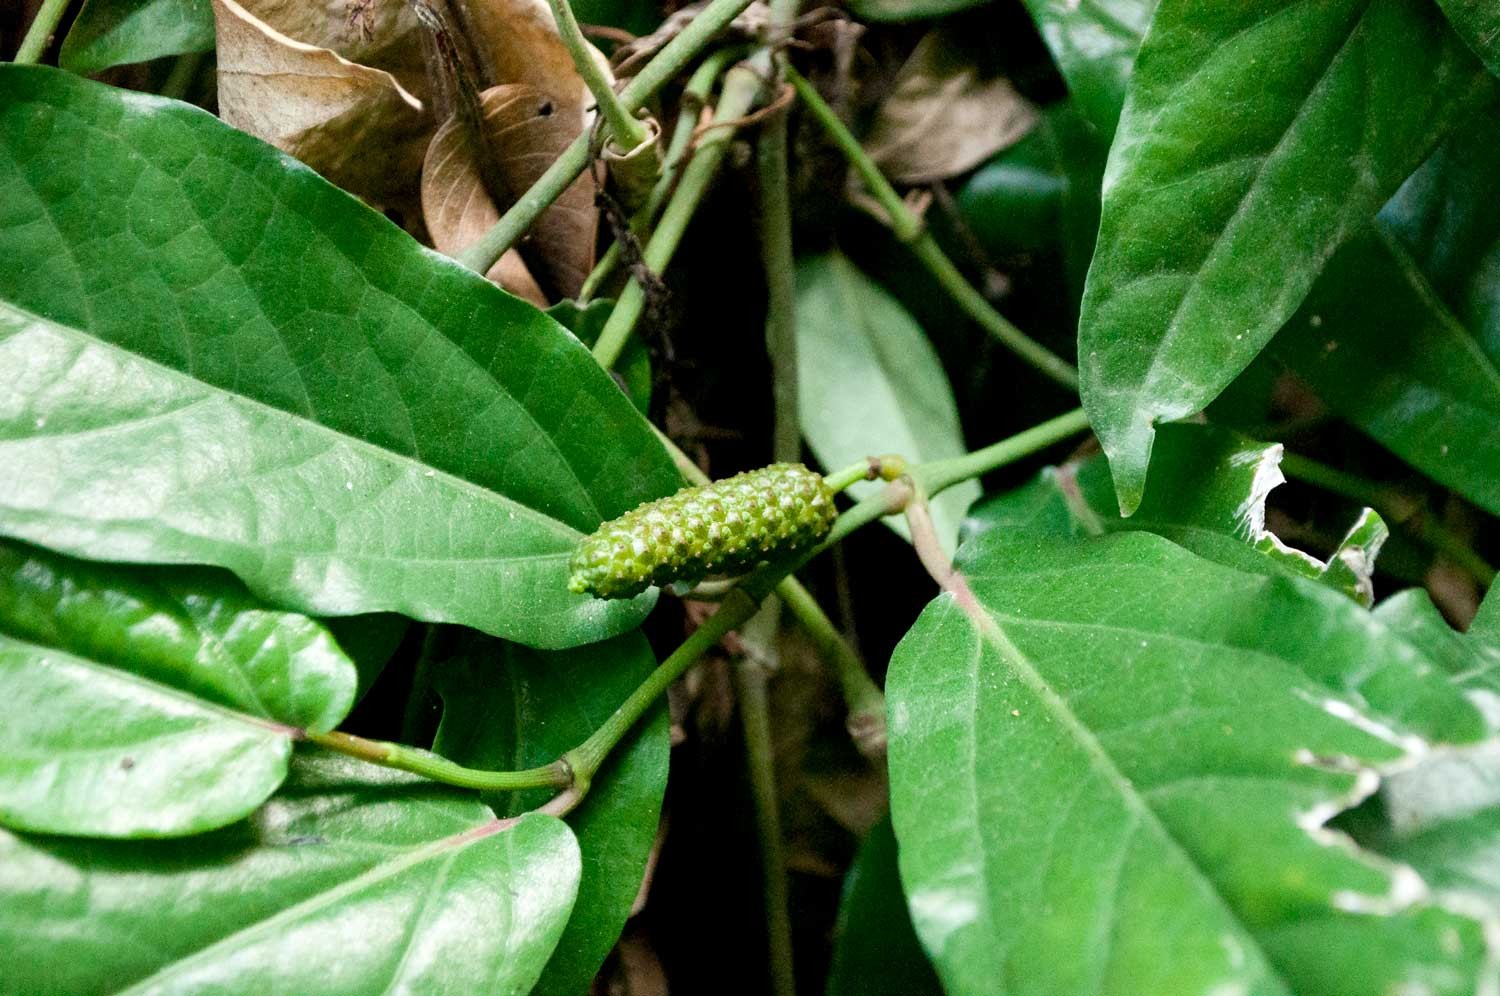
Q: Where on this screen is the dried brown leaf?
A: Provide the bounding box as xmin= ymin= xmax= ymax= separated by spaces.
xmin=422 ymin=83 xmax=599 ymax=300
xmin=231 ymin=0 xmax=429 ymax=89
xmin=864 ymin=27 xmax=1037 ymax=185
xmin=212 ymin=0 xmax=431 ymax=205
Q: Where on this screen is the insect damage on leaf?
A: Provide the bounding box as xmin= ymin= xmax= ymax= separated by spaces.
xmin=569 ymin=463 xmax=838 ymax=599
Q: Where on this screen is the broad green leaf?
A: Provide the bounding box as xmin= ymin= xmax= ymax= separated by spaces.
xmin=0 ymin=540 xmax=356 ymax=731
xmin=887 ymin=532 xmax=1491 ymax=995
xmin=59 ymin=0 xmax=215 ymax=75
xmin=324 ymin=613 xmax=410 ymax=703
xmin=548 ymin=298 xmax=652 ymax=416
xmin=795 ymin=252 xmax=979 ymax=554
xmin=433 ymin=631 xmax=668 ymax=996
xmin=1432 ymin=0 xmax=1500 ymax=78
xmin=956 ymin=104 xmax=1105 ymax=299
xmin=0 ymin=751 xmax=581 ymax=994
xmin=1476 ymin=586 xmax=1500 ymax=642
xmin=1078 ymin=0 xmax=1495 ymax=515
xmin=1375 ymin=589 xmax=1500 ymax=704
xmin=0 ymin=66 xmax=680 ymax=650
xmin=963 ymin=422 xmax=1387 ymax=604
xmin=1383 ymin=807 xmax=1500 ymax=916
xmin=1019 ymin=0 xmax=1156 ymax=135
xmin=826 ymin=819 xmax=943 ymax=996
xmin=0 ymin=540 xmax=361 ymax=837
xmin=0 ymin=635 xmax=293 ymax=838
xmin=1274 ymin=226 xmax=1500 ymax=517
xmin=1275 ymin=114 xmax=1500 ymax=515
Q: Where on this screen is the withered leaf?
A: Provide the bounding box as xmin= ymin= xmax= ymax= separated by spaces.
xmin=864 ymin=27 xmax=1037 ymax=185
xmin=213 ymin=0 xmax=431 ymax=206
xmin=422 ymin=83 xmax=599 ymax=301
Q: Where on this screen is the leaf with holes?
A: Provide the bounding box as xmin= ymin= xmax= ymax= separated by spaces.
xmin=0 ymin=66 xmax=679 ymax=650
xmin=0 ymin=751 xmax=580 ymax=994
xmin=963 ymin=422 xmax=1387 ymax=604
xmin=887 ymin=530 xmax=1490 ymax=996
xmin=1078 ymin=0 xmax=1495 ymax=514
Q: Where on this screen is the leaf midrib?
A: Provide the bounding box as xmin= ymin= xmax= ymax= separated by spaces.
xmin=947 ymin=591 xmax=1298 ymax=994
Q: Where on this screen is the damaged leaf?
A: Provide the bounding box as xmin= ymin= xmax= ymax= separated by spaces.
xmin=888 ymin=530 xmax=1490 ymax=996
xmin=964 ymin=422 xmax=1387 ymax=604
xmin=1078 ymin=0 xmax=1494 ymax=515
xmin=422 ymin=83 xmax=598 ymax=301
xmin=863 ymin=27 xmax=1037 ymax=185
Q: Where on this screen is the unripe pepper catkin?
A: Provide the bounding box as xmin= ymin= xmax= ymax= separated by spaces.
xmin=569 ymin=463 xmax=838 ymax=599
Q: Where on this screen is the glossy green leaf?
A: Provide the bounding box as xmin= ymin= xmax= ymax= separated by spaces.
xmin=1383 ymin=807 xmax=1500 ymax=918
xmin=433 ymin=631 xmax=668 ymax=996
xmin=826 ymin=819 xmax=943 ymax=996
xmin=0 ymin=751 xmax=581 ymax=994
xmin=548 ymin=298 xmax=652 ymax=416
xmin=0 ymin=634 xmax=293 ymax=838
xmin=1275 ymin=227 xmax=1500 ymax=517
xmin=1078 ymin=0 xmax=1495 ymax=515
xmin=1375 ymin=588 xmax=1500 ymax=703
xmin=1432 ymin=0 xmax=1500 ymax=77
xmin=963 ymin=422 xmax=1387 ymax=604
xmin=1019 ymin=0 xmax=1156 ymax=135
xmin=887 ymin=531 xmax=1491 ymax=995
xmin=1475 ymin=586 xmax=1500 ymax=642
xmin=0 ymin=66 xmax=680 ymax=649
xmin=795 ymin=252 xmax=979 ymax=554
xmin=0 ymin=540 xmax=363 ymax=837
xmin=0 ymin=540 xmax=356 ymax=731
xmin=59 ymin=0 xmax=215 ymax=75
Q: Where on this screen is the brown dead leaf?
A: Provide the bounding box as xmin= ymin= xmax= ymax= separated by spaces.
xmin=213 ymin=0 xmax=431 ymax=205
xmin=422 ymin=83 xmax=598 ymax=300
xmin=863 ymin=26 xmax=1037 ymax=185
xmin=229 ymin=0 xmax=429 ymax=90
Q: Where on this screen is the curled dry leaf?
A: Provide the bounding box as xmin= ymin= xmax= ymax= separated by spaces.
xmin=423 ymin=84 xmax=599 ymax=301
xmin=230 ymin=0 xmax=430 ymax=89
xmin=212 ymin=0 xmax=431 ymax=206
xmin=864 ymin=27 xmax=1037 ymax=185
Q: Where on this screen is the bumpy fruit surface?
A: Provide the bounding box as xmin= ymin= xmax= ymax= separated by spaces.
xmin=569 ymin=463 xmax=838 ymax=599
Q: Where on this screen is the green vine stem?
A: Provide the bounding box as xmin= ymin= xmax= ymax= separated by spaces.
xmin=457 ymin=0 xmax=757 ymax=273
xmin=312 ymin=413 xmax=1090 ymax=794
xmin=732 ymin=648 xmax=799 ymax=996
xmin=545 ymin=0 xmax=651 ymax=151
xmin=1280 ymin=452 xmax=1497 ymax=584
xmin=579 ymin=46 xmax=743 ymax=303
xmin=784 ymin=67 xmax=1079 ymax=391
xmin=591 ymin=59 xmax=768 ymax=368
xmin=14 ymin=0 xmax=71 ymax=64
xmin=304 ymin=729 xmax=573 ymax=791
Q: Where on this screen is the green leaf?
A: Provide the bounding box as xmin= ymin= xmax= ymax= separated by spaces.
xmin=1475 ymin=586 xmax=1500 ymax=643
xmin=0 ymin=634 xmax=293 ymax=838
xmin=826 ymin=819 xmax=943 ymax=996
xmin=1432 ymin=0 xmax=1500 ymax=78
xmin=59 ymin=0 xmax=215 ymax=75
xmin=1382 ymin=807 xmax=1500 ymax=917
xmin=887 ymin=531 xmax=1491 ymax=995
xmin=433 ymin=631 xmax=668 ymax=996
xmin=1078 ymin=0 xmax=1495 ymax=515
xmin=0 ymin=540 xmax=356 ymax=730
xmin=0 ymin=66 xmax=680 ymax=650
xmin=0 ymin=751 xmax=581 ymax=994
xmin=795 ymin=252 xmax=979 ymax=554
xmin=548 ymin=298 xmax=652 ymax=416
xmin=1274 ymin=227 xmax=1500 ymax=517
xmin=0 ymin=539 xmax=361 ymax=837
xmin=1375 ymin=588 xmax=1500 ymax=703
xmin=1019 ymin=0 xmax=1156 ymax=135
xmin=964 ymin=422 xmax=1387 ymax=604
